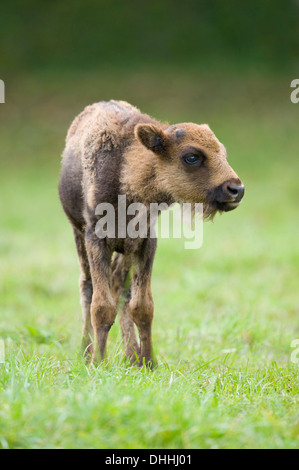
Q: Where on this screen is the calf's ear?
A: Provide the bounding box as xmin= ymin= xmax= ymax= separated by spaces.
xmin=135 ymin=124 xmax=168 ymax=155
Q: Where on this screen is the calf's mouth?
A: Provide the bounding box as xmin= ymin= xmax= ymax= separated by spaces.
xmin=216 ymin=200 xmax=242 ymax=212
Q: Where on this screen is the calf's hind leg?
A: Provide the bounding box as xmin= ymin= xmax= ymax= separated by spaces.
xmin=111 ymin=253 xmax=140 ymax=362
xmin=129 ymin=238 xmax=156 ymax=367
xmin=85 ymin=229 xmax=117 ymax=364
xmin=119 ymin=290 xmax=141 ymax=363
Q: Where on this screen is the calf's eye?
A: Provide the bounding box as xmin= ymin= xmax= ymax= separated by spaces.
xmin=183 ymin=153 xmax=204 ymax=165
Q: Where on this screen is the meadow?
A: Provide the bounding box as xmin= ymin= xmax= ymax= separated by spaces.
xmin=0 ymin=68 xmax=298 ymax=448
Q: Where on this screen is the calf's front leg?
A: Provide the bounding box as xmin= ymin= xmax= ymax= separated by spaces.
xmin=72 ymin=227 xmax=93 ymax=359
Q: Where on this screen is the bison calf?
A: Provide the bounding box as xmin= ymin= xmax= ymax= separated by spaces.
xmin=59 ymin=100 xmax=244 ymax=366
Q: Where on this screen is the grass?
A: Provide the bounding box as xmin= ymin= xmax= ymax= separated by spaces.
xmin=0 ymin=68 xmax=299 ymax=448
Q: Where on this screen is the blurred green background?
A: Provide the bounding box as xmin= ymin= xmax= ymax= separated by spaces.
xmin=0 ymin=0 xmax=299 ymax=449
xmin=1 ymin=0 xmax=298 ymax=73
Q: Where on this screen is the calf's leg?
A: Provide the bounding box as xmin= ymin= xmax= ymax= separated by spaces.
xmin=119 ymin=289 xmax=140 ymax=363
xmin=73 ymin=227 xmax=93 ymax=359
xmin=85 ymin=229 xmax=116 ymax=364
xmin=111 ymin=253 xmax=140 ymax=362
xmin=129 ymin=238 xmax=156 ymax=367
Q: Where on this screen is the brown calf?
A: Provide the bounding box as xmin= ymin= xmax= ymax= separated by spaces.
xmin=58 ymin=100 xmax=244 ymax=366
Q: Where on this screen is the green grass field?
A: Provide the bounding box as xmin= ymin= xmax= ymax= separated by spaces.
xmin=0 ymin=69 xmax=299 ymax=448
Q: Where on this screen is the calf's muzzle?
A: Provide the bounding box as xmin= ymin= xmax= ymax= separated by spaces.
xmin=214 ymin=178 xmax=245 ymax=212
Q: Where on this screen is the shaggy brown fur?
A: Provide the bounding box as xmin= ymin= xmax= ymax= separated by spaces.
xmin=59 ymin=100 xmax=244 ymax=366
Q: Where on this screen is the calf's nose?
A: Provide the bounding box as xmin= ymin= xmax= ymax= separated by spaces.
xmin=223 ymin=181 xmax=245 ymax=202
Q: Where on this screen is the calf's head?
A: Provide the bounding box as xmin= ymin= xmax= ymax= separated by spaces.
xmin=136 ymin=122 xmax=244 ymax=218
